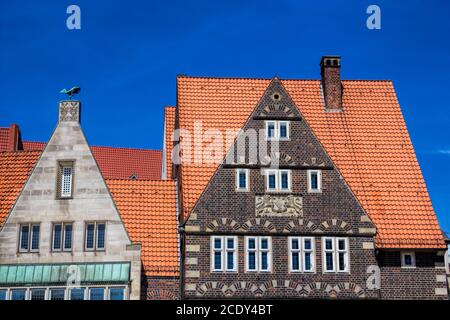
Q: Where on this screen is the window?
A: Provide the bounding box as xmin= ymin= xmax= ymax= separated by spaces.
xmin=0 ymin=289 xmax=7 ymax=300
xmin=401 ymin=252 xmax=416 ymax=268
xmin=53 ymin=223 xmax=73 ymax=251
xmin=89 ymin=288 xmax=105 ymax=300
xmin=289 ymin=237 xmax=315 ymax=272
xmin=322 ymin=237 xmax=349 ymax=273
xmin=70 ymin=288 xmax=85 ymax=300
xmin=109 ymin=287 xmax=125 ymax=300
xmin=19 ymin=224 xmax=40 ymax=252
xmin=30 ymin=288 xmax=46 ymax=300
xmin=211 ymin=236 xmax=237 ymax=272
xmin=10 ymin=289 xmax=27 ymax=300
xmin=307 ymin=170 xmax=322 ymax=192
xmin=236 ymin=169 xmax=249 ymax=191
xmin=57 ymin=161 xmax=74 ymax=199
xmin=265 ymin=121 xmax=290 ymax=140
xmin=85 ymin=222 xmax=106 ymax=251
xmin=50 ymin=288 xmax=65 ymax=300
xmin=265 ymin=170 xmax=291 ymax=192
xmin=246 ymin=237 xmax=271 ymax=272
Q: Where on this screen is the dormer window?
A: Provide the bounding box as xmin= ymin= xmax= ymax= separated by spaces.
xmin=57 ymin=161 xmax=74 ymax=199
xmin=265 ymin=121 xmax=290 ymax=140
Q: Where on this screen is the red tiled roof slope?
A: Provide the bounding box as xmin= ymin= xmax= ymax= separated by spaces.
xmin=177 ymin=76 xmax=445 ymax=249
xmin=0 ymin=128 xmax=9 ymax=151
xmin=21 ymin=141 xmax=162 ymax=180
xmin=106 ymin=179 xmax=179 ymax=277
xmin=164 ymin=107 xmax=176 ymax=179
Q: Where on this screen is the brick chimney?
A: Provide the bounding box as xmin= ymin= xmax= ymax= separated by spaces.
xmin=7 ymin=124 xmax=22 ymax=151
xmin=320 ymin=56 xmax=342 ymax=111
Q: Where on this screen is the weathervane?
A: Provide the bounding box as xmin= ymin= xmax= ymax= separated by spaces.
xmin=60 ymin=86 xmax=81 ymax=99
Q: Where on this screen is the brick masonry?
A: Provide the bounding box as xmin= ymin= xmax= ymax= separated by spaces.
xmin=142 ymin=275 xmax=180 ymax=300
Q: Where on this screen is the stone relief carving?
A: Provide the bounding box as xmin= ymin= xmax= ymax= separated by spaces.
xmin=255 ymin=195 xmax=303 ymax=217
xmin=59 ymin=101 xmax=80 ymax=122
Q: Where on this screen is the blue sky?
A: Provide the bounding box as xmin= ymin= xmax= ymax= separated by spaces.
xmin=0 ymin=1 xmax=449 ymax=232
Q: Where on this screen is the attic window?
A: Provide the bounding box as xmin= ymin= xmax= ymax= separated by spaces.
xmin=272 ymin=92 xmax=281 ymax=101
xmin=57 ymin=161 xmax=74 ymax=199
xmin=130 ymin=173 xmax=138 ymax=180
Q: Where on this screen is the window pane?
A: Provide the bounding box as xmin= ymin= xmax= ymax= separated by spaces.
xmin=61 ymin=166 xmax=73 ymax=196
xmin=304 ymin=239 xmax=312 ymax=250
xmin=338 ymin=239 xmax=346 ymax=250
xmin=53 ymin=224 xmax=62 ymax=250
xmin=239 ymin=171 xmax=246 ymax=189
xmin=31 ymin=225 xmax=40 ymax=250
xmin=64 ymin=224 xmax=73 ymax=250
xmin=304 ymin=252 xmax=312 ymax=271
xmin=268 ymin=174 xmax=276 ymax=189
xmin=89 ymin=288 xmax=105 ymax=300
xmin=248 ymin=252 xmax=256 ymax=270
xmin=96 ymin=223 xmax=106 ymax=249
xmin=50 ymin=289 xmax=65 ymax=300
xmin=227 ymin=252 xmax=234 ymax=270
xmin=281 ymin=172 xmax=289 ymax=189
xmin=214 ymin=252 xmax=222 ymax=270
xmin=338 ymin=252 xmax=346 ymax=271
xmin=261 ymin=252 xmax=268 ymax=270
xmin=267 ymin=123 xmax=275 ymax=138
xmin=86 ymin=224 xmax=95 ymax=249
xmin=280 ymin=122 xmax=287 ymax=138
xmin=292 ymin=252 xmax=299 ymax=271
xmin=20 ymin=225 xmax=29 ymax=250
xmin=404 ymin=254 xmax=412 ymax=266
xmin=260 ymin=238 xmax=268 ymax=249
xmin=248 ymin=238 xmax=256 ymax=249
xmin=310 ymin=172 xmax=318 ymax=190
xmin=0 ymin=289 xmax=7 ymax=300
xmin=226 ymin=238 xmax=234 ymax=249
xmin=291 ymin=238 xmax=299 ymax=250
xmin=70 ymin=288 xmax=85 ymax=300
xmin=214 ymin=238 xmax=222 ymax=249
xmin=11 ymin=289 xmax=26 ymax=300
xmin=325 ymin=239 xmax=333 ymax=250
xmin=326 ymin=252 xmax=334 ymax=271
xmin=109 ymin=288 xmax=125 ymax=300
xmin=30 ymin=288 xmax=46 ymax=300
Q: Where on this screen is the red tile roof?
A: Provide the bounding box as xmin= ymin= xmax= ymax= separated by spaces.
xmin=176 ymin=76 xmax=445 ymax=249
xmin=21 ymin=141 xmax=162 ymax=180
xmin=0 ymin=128 xmax=9 ymax=151
xmin=0 ymin=151 xmax=178 ymax=277
xmin=164 ymin=107 xmax=176 ymax=179
xmin=106 ymin=179 xmax=179 ymax=276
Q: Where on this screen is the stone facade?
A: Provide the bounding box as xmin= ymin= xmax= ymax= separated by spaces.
xmin=0 ymin=101 xmax=141 ymax=299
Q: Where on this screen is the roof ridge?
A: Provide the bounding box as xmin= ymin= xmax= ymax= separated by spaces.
xmin=22 ymin=140 xmax=162 ymax=153
xmin=177 ymin=75 xmax=392 ymax=82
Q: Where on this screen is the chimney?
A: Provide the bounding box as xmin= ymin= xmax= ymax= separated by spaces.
xmin=7 ymin=124 xmax=22 ymax=151
xmin=320 ymin=56 xmax=342 ymax=111
xmin=59 ymin=100 xmax=81 ymax=123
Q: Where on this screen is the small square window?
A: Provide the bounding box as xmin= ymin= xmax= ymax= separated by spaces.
xmin=50 ymin=288 xmax=65 ymax=300
xmin=401 ymin=252 xmax=416 ymax=268
xmin=89 ymin=288 xmax=105 ymax=300
xmin=70 ymin=288 xmax=85 ymax=300
xmin=11 ymin=289 xmax=27 ymax=300
xmin=109 ymin=287 xmax=125 ymax=300
xmin=0 ymin=289 xmax=7 ymax=300
xmin=30 ymin=288 xmax=46 ymax=300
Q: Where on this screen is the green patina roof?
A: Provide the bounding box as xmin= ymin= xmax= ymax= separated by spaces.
xmin=0 ymin=262 xmax=130 ymax=286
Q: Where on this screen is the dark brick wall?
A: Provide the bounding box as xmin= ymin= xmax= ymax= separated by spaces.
xmin=141 ymin=275 xmax=180 ymax=300
xmin=183 ymin=79 xmax=377 ymax=299
xmin=377 ymin=251 xmax=448 ymax=300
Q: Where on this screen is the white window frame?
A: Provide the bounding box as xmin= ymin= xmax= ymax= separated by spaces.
xmin=210 ymin=236 xmax=238 ymax=272
xmin=60 ymin=165 xmax=73 ymax=198
xmin=85 ymin=221 xmax=106 ymax=252
xmin=265 ymin=169 xmax=291 ymax=192
xmin=307 ymin=169 xmax=322 ymax=193
xmin=245 ymin=236 xmax=272 ymax=272
xmin=288 ymin=237 xmax=316 ymax=273
xmin=52 ymin=222 xmax=73 ymax=252
xmin=265 ymin=121 xmax=290 ymax=141
xmin=89 ymin=287 xmax=106 ymax=300
xmin=322 ymin=237 xmax=349 ymax=273
xmin=278 ymin=121 xmax=290 ymax=140
xmin=235 ymin=169 xmax=249 ymax=191
xmin=18 ymin=223 xmax=40 ymax=253
xmin=401 ymin=251 xmax=416 ymax=268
